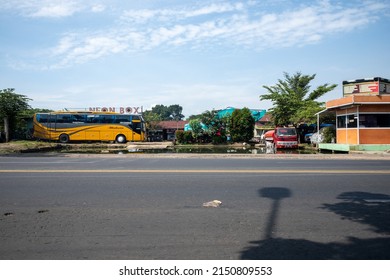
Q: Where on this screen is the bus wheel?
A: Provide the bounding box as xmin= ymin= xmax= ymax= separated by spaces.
xmin=59 ymin=134 xmax=70 ymax=143
xmin=116 ymin=134 xmax=126 ymax=144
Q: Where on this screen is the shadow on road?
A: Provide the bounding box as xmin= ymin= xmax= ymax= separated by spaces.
xmin=240 ymin=189 xmax=390 ymax=259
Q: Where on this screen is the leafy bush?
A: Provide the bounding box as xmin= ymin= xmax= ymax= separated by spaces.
xmin=175 ymin=130 xmax=193 ymax=144
xmin=183 ymin=131 xmax=193 ymax=144
xmin=229 ymin=108 xmax=255 ymax=142
xmin=212 ymin=134 xmax=225 ymax=144
xmin=322 ymin=126 xmax=336 ymax=143
xmin=175 ymin=130 xmax=184 ymax=143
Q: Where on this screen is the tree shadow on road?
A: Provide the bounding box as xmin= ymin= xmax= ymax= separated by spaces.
xmin=240 ymin=188 xmax=390 ymax=260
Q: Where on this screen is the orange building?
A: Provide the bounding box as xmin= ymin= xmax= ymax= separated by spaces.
xmin=319 ymin=77 xmax=390 ymax=152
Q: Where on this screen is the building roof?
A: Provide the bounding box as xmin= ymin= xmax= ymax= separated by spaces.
xmin=258 ymin=113 xmax=272 ymax=123
xmin=326 ymin=95 xmax=390 ymax=110
xmin=217 ymin=107 xmax=267 ymax=121
xmin=152 ymin=120 xmax=189 ymax=129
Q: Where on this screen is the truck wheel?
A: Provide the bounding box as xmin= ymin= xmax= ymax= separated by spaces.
xmin=116 ymin=134 xmax=126 ymax=144
xmin=59 ymin=134 xmax=70 ymax=143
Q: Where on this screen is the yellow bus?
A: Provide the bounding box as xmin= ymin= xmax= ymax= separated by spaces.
xmin=33 ymin=111 xmax=145 ymax=143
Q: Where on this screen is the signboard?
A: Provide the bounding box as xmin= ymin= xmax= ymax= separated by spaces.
xmin=380 ymin=82 xmax=390 ymax=94
xmin=89 ymin=106 xmax=142 ymax=114
xmin=343 ymin=77 xmax=390 ymax=96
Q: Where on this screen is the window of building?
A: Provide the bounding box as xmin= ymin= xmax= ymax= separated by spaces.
xmin=337 ymin=115 xmax=346 ymax=128
xmin=337 ymin=114 xmax=358 ymax=128
xmin=359 ymin=114 xmax=390 ymax=127
xmin=347 ymin=114 xmax=357 ymax=128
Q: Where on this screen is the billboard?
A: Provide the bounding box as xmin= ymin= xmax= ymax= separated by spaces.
xmin=343 ymin=77 xmax=390 ymax=96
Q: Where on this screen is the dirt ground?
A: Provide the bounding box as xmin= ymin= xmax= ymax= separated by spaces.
xmin=0 ymin=141 xmax=59 ymax=154
xmin=0 ymin=141 xmax=126 ymax=154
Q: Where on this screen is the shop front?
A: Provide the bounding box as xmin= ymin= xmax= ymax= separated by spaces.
xmin=318 ymin=77 xmax=390 ymax=152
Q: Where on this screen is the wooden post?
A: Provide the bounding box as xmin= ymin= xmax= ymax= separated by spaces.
xmin=4 ymin=116 xmax=9 ymax=142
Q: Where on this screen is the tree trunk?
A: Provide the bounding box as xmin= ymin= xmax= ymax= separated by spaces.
xmin=4 ymin=116 xmax=9 ymax=142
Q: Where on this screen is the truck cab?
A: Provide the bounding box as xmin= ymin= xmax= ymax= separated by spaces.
xmin=264 ymin=127 xmax=298 ymax=149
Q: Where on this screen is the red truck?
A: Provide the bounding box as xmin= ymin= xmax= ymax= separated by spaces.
xmin=263 ymin=127 xmax=298 ymax=149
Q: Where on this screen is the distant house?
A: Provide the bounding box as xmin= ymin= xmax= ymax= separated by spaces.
xmin=256 ymin=113 xmax=272 ymax=127
xmin=148 ymin=120 xmax=188 ymax=141
xmin=254 ymin=113 xmax=273 ymax=141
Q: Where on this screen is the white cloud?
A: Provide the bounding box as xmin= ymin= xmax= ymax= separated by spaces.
xmin=1 ymin=0 xmax=106 ymax=18
xmin=52 ymin=35 xmax=76 ymax=55
xmin=52 ymin=35 xmax=128 ymax=68
xmin=120 ymin=2 xmax=245 ymax=23
xmin=118 ymin=1 xmax=388 ymax=52
xmin=29 ymin=2 xmax=80 ymax=18
xmin=91 ymin=4 xmax=105 ymax=13
xmin=7 ymin=0 xmax=388 ymax=68
xmin=180 ymin=2 xmax=244 ymax=18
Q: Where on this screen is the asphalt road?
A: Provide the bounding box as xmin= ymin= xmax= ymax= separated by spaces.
xmin=1 ymin=154 xmax=390 ymax=259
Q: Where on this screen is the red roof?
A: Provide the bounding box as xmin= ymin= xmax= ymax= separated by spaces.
xmin=259 ymin=113 xmax=272 ymax=123
xmin=152 ymin=120 xmax=189 ymax=129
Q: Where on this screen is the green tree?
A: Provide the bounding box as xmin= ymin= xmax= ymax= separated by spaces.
xmin=168 ymin=104 xmax=185 ymax=121
xmin=0 ymin=88 xmax=31 ymax=142
xmin=229 ymin=108 xmax=255 ymax=142
xmin=260 ymin=72 xmax=337 ymax=126
xmin=188 ymin=119 xmax=203 ymax=142
xmin=142 ymin=111 xmax=162 ymax=131
xmin=152 ymin=104 xmax=171 ymax=120
xmin=146 ymin=104 xmax=185 ymax=121
xmin=200 ymin=110 xmax=229 ymax=144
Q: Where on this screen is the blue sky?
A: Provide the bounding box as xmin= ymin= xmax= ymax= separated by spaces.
xmin=1 ymin=0 xmax=389 ymax=118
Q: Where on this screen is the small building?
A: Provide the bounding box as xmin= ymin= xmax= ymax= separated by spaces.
xmin=254 ymin=113 xmax=273 ymax=142
xmin=318 ymin=77 xmax=390 ymax=152
xmin=148 ymin=120 xmax=188 ymax=141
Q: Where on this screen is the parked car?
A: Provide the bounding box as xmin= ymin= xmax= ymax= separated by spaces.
xmin=310 ymin=125 xmax=336 ymax=145
xmin=304 ymin=124 xmax=334 ymax=144
xmin=298 ymin=123 xmax=316 ymax=143
xmin=304 ymin=133 xmax=314 ymax=143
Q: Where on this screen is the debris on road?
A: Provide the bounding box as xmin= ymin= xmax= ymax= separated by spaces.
xmin=202 ymin=200 xmax=222 ymax=208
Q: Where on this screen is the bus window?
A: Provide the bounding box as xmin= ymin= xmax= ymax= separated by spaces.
xmin=87 ymin=115 xmax=99 ymax=123
xmin=36 ymin=114 xmax=48 ymax=123
xmin=56 ymin=114 xmax=73 ymax=123
xmin=72 ymin=114 xmax=87 ymax=123
xmin=115 ymin=115 xmax=131 ymax=123
xmin=100 ymin=115 xmax=115 ymax=123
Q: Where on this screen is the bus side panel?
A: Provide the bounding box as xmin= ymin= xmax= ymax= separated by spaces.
xmin=85 ymin=130 xmax=100 ymax=140
xmin=71 ymin=131 xmax=86 ymax=141
xmin=131 ymin=132 xmax=143 ymax=141
xmin=33 ymin=120 xmax=57 ymax=141
xmin=100 ymin=126 xmax=114 ymax=141
xmin=124 ymin=129 xmax=144 ymax=142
